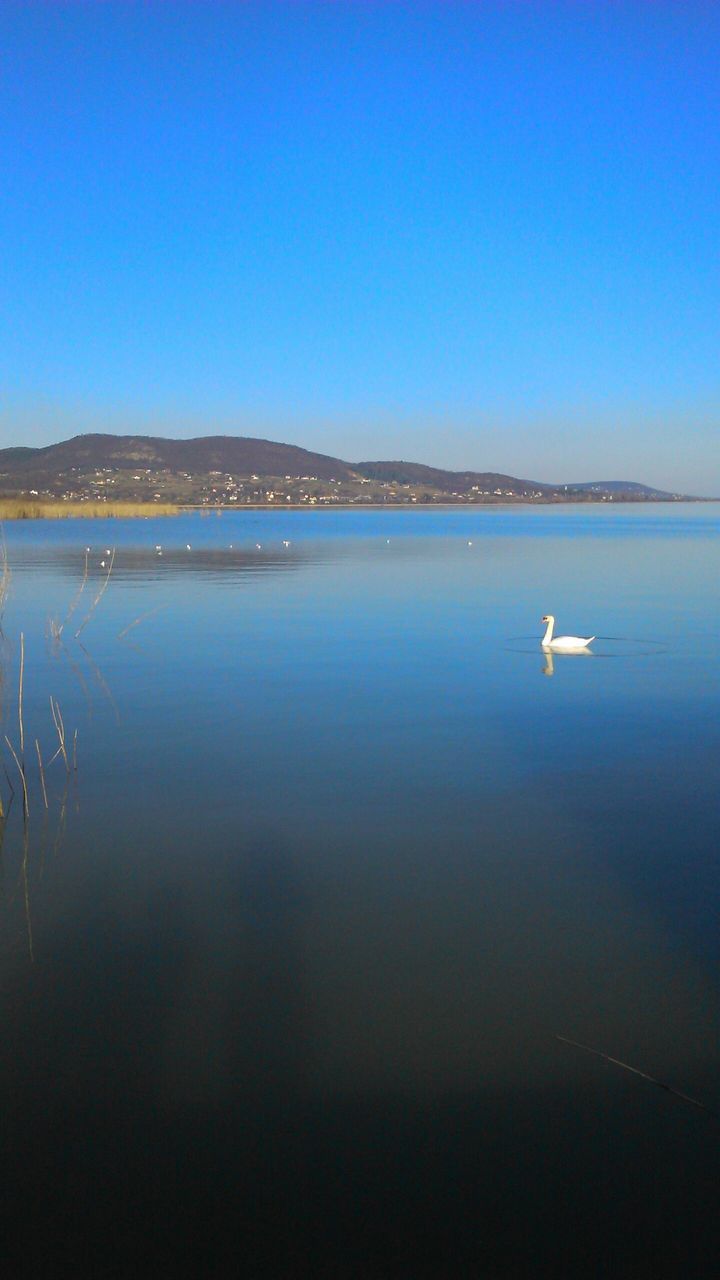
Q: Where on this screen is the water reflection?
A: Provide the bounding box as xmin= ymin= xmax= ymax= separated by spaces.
xmin=18 ymin=542 xmax=313 ymax=586
xmin=542 ymin=647 xmax=593 ymax=676
xmin=0 ymin=508 xmax=718 ymax=1275
xmin=2 ymin=807 xmax=720 ymax=1275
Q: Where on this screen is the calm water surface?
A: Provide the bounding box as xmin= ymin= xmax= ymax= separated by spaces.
xmin=1 ymin=505 xmax=719 ymax=1277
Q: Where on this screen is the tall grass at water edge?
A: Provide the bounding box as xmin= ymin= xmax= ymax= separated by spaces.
xmin=0 ymin=500 xmax=178 ymax=519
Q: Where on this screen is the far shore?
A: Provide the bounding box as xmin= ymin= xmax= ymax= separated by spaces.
xmin=0 ymin=497 xmax=711 ymax=520
xmin=179 ymin=497 xmax=710 ymax=510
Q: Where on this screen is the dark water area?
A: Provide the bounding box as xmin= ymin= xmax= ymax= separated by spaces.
xmin=0 ymin=505 xmax=718 ymax=1277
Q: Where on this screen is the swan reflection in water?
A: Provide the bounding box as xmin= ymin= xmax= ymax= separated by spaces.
xmin=542 ymin=647 xmax=593 ymax=677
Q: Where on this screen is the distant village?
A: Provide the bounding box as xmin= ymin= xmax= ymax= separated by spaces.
xmin=11 ymin=464 xmax=680 ymax=507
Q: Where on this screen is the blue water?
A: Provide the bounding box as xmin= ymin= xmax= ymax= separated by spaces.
xmin=1 ymin=505 xmax=719 ymax=1277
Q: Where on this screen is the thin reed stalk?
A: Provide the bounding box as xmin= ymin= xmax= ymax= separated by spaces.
xmin=75 ymin=548 xmax=115 ymax=638
xmin=53 ymin=780 xmax=69 ymax=860
xmin=57 ymin=548 xmax=89 ymax=636
xmin=3 ymin=633 xmax=29 ymax=817
xmin=556 ymin=1035 xmax=718 ymax=1119
xmin=35 ymin=739 xmax=48 ymax=809
xmin=49 ymin=696 xmax=69 ymax=771
xmin=0 ymin=528 xmax=10 ymax=632
xmin=3 ymin=763 xmax=15 ymax=800
xmin=21 ymin=822 xmax=34 ymax=962
xmin=56 ymin=638 xmax=93 ymax=716
xmin=5 ymin=735 xmax=29 ymax=818
xmin=18 ymin=632 xmax=25 ymax=759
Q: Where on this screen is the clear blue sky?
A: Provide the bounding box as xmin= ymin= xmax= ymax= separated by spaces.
xmin=1 ymin=2 xmax=718 ymax=492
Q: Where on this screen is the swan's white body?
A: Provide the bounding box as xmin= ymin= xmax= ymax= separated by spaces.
xmin=541 ymin=615 xmax=595 ymax=651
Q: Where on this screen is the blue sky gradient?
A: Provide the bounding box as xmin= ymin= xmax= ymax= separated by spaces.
xmin=1 ymin=2 xmax=718 ymax=492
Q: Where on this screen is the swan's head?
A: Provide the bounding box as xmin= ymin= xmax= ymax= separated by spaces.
xmin=541 ymin=614 xmax=554 ymax=624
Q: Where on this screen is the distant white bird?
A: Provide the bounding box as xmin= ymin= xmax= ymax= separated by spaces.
xmin=256 ymin=543 xmax=262 ymax=549
xmin=541 ymin=614 xmax=595 ymax=652
xmin=467 ymin=540 xmax=473 ymax=546
xmin=282 ymin=540 xmax=290 ymax=547
xmin=105 ymin=549 xmax=111 ymax=555
xmin=386 ymin=539 xmax=390 ymax=544
xmin=186 ymin=544 xmax=192 ymax=550
xmin=100 ymin=560 xmax=106 ymax=568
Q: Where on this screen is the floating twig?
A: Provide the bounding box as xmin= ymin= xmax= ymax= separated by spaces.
xmin=556 ymin=1035 xmax=718 ymax=1119
xmin=77 ymin=641 xmax=119 ymax=723
xmin=118 ymin=603 xmax=167 ymax=641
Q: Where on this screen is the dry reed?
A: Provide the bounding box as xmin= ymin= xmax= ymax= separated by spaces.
xmin=35 ymin=739 xmax=48 ymax=809
xmin=18 ymin=632 xmax=25 ymax=759
xmin=0 ymin=500 xmax=178 ymax=520
xmin=49 ymin=696 xmax=70 ymax=771
xmin=5 ymin=735 xmax=29 ymax=818
xmin=0 ymin=538 xmax=111 ymax=955
xmin=4 ymin=632 xmax=29 ymax=817
xmin=21 ymin=823 xmax=33 ymax=962
xmin=75 ymin=548 xmax=115 ymax=638
xmin=56 ymin=547 xmax=89 ymax=638
xmin=0 ymin=530 xmax=10 ymax=629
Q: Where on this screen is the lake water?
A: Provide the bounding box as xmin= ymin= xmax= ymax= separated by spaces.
xmin=1 ymin=504 xmax=718 ymax=1278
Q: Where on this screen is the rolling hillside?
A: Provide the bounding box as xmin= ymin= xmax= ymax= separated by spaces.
xmin=0 ymin=434 xmax=690 ymax=505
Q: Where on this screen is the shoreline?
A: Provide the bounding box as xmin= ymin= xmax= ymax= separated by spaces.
xmin=0 ymin=498 xmax=712 ymax=520
xmin=181 ymin=497 xmax=710 ymax=510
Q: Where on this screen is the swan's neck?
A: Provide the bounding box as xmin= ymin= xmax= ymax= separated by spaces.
xmin=542 ymin=617 xmax=554 ymax=646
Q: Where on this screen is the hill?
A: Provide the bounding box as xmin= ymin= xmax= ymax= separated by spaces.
xmin=0 ymin=433 xmax=692 ymax=506
xmin=0 ymin=433 xmax=357 ymax=484
xmin=565 ymin=480 xmax=675 ymax=498
xmin=354 ymin=460 xmax=548 ymax=496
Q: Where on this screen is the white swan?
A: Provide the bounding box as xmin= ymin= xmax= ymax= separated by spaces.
xmin=541 ymin=614 xmax=595 ymax=651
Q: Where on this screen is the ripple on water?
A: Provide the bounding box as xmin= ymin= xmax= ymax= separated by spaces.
xmin=505 ymin=635 xmax=669 ymax=657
